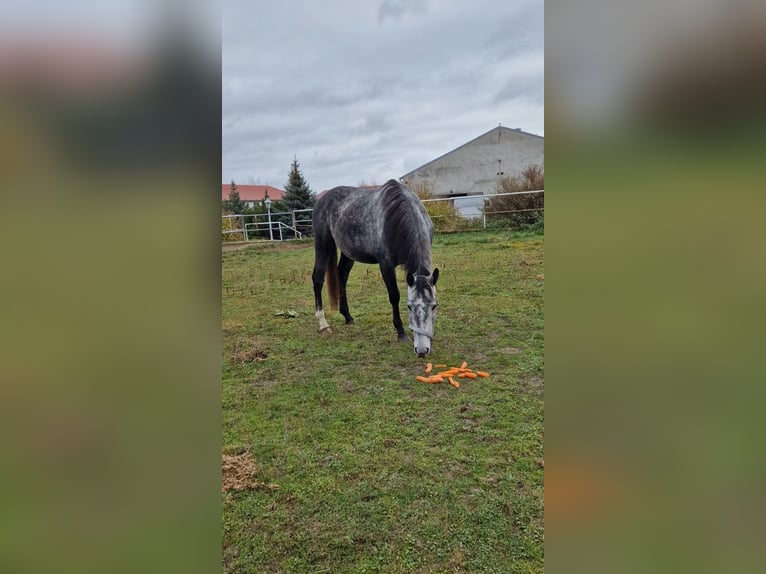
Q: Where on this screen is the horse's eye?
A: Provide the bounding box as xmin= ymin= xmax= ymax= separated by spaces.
xmin=407 ymin=303 xmax=413 ymax=310
xmin=432 ymin=304 xmax=437 ymax=310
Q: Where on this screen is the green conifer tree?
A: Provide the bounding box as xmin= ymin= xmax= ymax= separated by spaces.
xmin=282 ymin=157 xmax=315 ymax=212
xmin=223 ymin=180 xmax=246 ymax=214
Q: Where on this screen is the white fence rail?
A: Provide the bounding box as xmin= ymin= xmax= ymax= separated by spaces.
xmin=222 ymin=189 xmax=543 ymax=243
xmin=244 ymin=221 xmax=303 ymax=241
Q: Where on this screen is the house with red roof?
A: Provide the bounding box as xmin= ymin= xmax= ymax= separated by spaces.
xmin=222 ymin=184 xmax=285 ymax=209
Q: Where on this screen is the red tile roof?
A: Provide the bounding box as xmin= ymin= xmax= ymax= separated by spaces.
xmin=222 ymin=184 xmax=285 ymax=202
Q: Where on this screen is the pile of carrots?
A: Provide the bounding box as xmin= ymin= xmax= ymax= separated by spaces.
xmin=416 ymin=361 xmax=489 ymax=388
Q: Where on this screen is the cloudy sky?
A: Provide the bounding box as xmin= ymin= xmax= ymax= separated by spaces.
xmin=223 ymin=0 xmax=543 ymax=192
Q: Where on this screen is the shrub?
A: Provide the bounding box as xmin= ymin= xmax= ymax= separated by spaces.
xmin=485 ymin=164 xmax=544 ymax=229
xmin=411 ymin=181 xmax=461 ymax=232
xmin=222 ymin=212 xmax=245 ymax=242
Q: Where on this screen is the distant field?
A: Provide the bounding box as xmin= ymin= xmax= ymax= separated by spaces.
xmin=222 ymin=230 xmax=544 ymax=573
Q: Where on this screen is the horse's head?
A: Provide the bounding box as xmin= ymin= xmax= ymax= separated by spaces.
xmin=406 ymin=268 xmax=439 ymax=358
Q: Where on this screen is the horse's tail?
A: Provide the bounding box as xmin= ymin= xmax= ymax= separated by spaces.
xmin=325 ymin=248 xmax=339 ymax=310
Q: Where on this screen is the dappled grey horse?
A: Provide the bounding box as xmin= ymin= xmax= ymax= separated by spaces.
xmin=312 ymin=179 xmax=439 ymax=357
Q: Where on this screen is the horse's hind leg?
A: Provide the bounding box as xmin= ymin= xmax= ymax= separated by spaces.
xmin=312 ymin=246 xmax=333 ymax=333
xmin=379 ymin=263 xmax=407 ymax=342
xmin=338 ymin=253 xmax=355 ymax=324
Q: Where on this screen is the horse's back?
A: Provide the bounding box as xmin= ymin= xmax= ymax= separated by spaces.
xmin=314 ymin=186 xmax=362 ymax=217
xmin=313 ymin=180 xmax=433 ymax=266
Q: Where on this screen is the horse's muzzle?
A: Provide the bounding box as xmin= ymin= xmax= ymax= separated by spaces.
xmin=411 ymin=326 xmax=433 ymax=359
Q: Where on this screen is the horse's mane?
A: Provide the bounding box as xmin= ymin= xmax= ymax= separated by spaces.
xmin=379 ymin=180 xmax=431 ymax=275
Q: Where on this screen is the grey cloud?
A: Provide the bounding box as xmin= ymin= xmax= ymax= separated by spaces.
xmin=492 ymin=71 xmax=545 ymax=105
xmin=481 ymin=2 xmax=543 ymax=57
xmin=378 ymin=0 xmax=429 ymax=23
xmin=223 ymin=0 xmax=543 ymax=193
xmin=224 ymin=84 xmax=383 ymax=119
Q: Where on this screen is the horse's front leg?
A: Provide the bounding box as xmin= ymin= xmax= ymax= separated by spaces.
xmin=379 ymin=263 xmax=407 ymax=342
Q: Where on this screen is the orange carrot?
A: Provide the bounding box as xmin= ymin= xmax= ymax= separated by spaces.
xmin=416 ymin=376 xmax=430 ymax=383
xmin=422 ymin=362 xmax=489 ymax=383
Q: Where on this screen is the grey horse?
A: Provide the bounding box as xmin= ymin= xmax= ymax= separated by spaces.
xmin=311 ymin=179 xmax=439 ymax=357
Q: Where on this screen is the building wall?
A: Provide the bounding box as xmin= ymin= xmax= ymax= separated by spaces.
xmin=401 ymin=127 xmax=544 ymax=197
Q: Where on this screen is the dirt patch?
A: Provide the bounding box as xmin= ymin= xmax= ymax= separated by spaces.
xmin=336 ymin=379 xmax=355 ymax=393
xmin=501 ymin=347 xmax=524 ymax=355
xmin=527 ymin=375 xmax=543 ymax=387
xmin=521 ymin=376 xmax=544 ymax=396
xmin=222 ymin=319 xmax=244 ymax=337
xmin=222 ymin=452 xmax=279 ymax=493
xmin=232 ymin=347 xmax=268 ymax=363
xmin=251 ymin=379 xmax=278 ymax=389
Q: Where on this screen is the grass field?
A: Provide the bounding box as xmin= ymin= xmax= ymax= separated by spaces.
xmin=222 ymin=230 xmax=544 ymax=573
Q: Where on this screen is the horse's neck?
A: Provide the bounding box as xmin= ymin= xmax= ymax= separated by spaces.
xmin=407 ymin=248 xmax=432 ymax=277
xmin=388 ymin=187 xmax=432 ymax=274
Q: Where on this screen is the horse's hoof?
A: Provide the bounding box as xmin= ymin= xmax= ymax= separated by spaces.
xmin=345 ymin=318 xmax=355 ymax=325
xmin=320 ymin=327 xmax=332 ymax=334
xmin=397 ymin=333 xmax=408 ymax=342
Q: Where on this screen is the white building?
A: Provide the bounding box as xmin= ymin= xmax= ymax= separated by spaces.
xmin=400 ymin=126 xmax=544 ymax=217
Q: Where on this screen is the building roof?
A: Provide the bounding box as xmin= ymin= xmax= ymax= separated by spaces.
xmin=222 ymin=184 xmax=285 ymax=202
xmin=400 ymin=125 xmax=544 ymax=180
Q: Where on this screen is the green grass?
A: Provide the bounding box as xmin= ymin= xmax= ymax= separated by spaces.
xmin=222 ymin=230 xmax=544 ymax=573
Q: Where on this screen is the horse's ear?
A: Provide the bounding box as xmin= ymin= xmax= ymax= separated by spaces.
xmin=406 ymin=272 xmax=415 ymax=287
xmin=431 ymin=268 xmax=439 ymax=286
